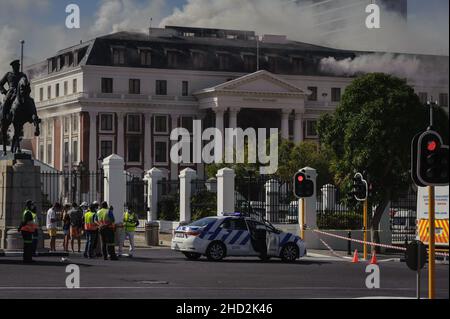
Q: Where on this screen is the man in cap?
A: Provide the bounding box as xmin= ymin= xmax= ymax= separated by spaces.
xmin=0 ymin=60 xmax=28 ymax=122
xmin=18 ymin=200 xmax=38 ymax=263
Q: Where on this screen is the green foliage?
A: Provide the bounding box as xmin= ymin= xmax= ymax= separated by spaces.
xmin=317 ymin=211 xmax=363 ymax=230
xmin=191 ymin=191 xmax=217 ymax=221
xmin=158 ymin=194 xmax=179 ymax=221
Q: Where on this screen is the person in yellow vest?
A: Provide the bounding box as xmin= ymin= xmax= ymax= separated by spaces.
xmin=118 ymin=206 xmax=139 ymax=258
xmin=83 ymin=204 xmax=99 ymax=259
xmin=18 ymin=200 xmax=38 ymax=263
xmin=97 ymin=201 xmax=118 ymax=260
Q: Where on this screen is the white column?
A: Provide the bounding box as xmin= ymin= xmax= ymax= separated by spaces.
xmin=144 ymin=167 xmax=164 ymax=221
xmin=294 ymin=112 xmax=304 ymax=143
xmin=68 ymin=114 xmax=73 ymax=171
xmin=89 ymin=111 xmax=98 ymax=171
xmin=229 ymin=108 xmax=239 ymax=129
xmin=102 ymin=154 xmax=126 ymax=223
xmin=179 ymin=168 xmax=197 ymax=223
xmin=144 ymin=113 xmax=152 ymax=170
xmin=76 ymin=114 xmax=81 ymax=165
xmin=281 ymin=110 xmax=290 ymax=140
xmin=170 ymin=115 xmax=179 ymax=181
xmin=116 ymin=112 xmax=125 ymax=158
xmin=216 ymin=168 xmax=235 ymax=215
xmin=215 ymin=109 xmax=224 ymax=161
xmin=60 ymin=116 xmax=64 ymax=169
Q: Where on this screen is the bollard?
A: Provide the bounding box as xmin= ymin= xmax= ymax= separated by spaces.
xmin=347 ymin=231 xmax=352 ymax=256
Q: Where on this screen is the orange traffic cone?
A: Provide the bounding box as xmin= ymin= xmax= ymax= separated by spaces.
xmin=352 ymin=249 xmax=359 ymax=263
xmin=369 ymin=251 xmax=378 ymax=265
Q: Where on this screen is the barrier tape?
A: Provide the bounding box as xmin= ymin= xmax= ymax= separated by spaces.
xmin=311 ymin=229 xmax=449 ymax=258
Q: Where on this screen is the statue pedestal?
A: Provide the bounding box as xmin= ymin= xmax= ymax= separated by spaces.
xmin=0 ymin=153 xmax=41 ymax=250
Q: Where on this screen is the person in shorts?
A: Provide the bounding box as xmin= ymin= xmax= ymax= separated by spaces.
xmin=46 ymin=202 xmax=61 ymax=252
xmin=68 ymin=203 xmax=83 ymax=253
xmin=62 ymin=204 xmax=71 ymax=252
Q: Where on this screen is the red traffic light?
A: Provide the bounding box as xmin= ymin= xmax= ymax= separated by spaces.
xmin=427 ymin=140 xmax=438 ymax=152
xmin=297 ymin=175 xmax=304 ymax=182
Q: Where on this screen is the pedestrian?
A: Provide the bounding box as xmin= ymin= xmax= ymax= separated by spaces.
xmin=30 ymin=203 xmax=40 ymax=256
xmin=80 ymin=202 xmax=89 ymax=214
xmin=91 ymin=201 xmax=103 ymax=257
xmin=62 ymin=204 xmax=71 ymax=252
xmin=119 ymin=206 xmax=139 ymax=258
xmin=68 ymin=203 xmax=83 ymax=253
xmin=83 ymin=204 xmax=99 ymax=258
xmin=18 ymin=200 xmax=38 ymax=263
xmin=46 ymin=202 xmax=61 ymax=252
xmin=97 ymin=201 xmax=118 ymax=260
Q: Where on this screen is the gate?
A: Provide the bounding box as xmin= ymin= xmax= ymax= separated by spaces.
xmin=390 ymin=189 xmax=417 ymax=245
xmin=156 ymin=179 xmax=180 ymax=221
xmin=191 ymin=179 xmax=217 ymax=220
xmin=125 ymin=173 xmax=148 ymax=218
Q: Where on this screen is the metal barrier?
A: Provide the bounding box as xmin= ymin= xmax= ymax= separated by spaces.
xmin=125 ymin=173 xmax=148 ymax=218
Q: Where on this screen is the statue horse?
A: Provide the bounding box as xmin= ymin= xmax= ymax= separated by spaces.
xmin=0 ymin=76 xmax=41 ymax=156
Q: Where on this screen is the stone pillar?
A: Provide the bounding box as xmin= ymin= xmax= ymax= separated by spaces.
xmin=298 ymin=166 xmax=320 ymax=249
xmin=144 ymin=168 xmax=164 ymax=221
xmin=229 ymin=108 xmax=239 ymax=129
xmin=281 ymin=110 xmax=290 ymax=140
xmin=116 ymin=112 xmax=125 ymax=159
xmin=88 ymin=111 xmax=98 ymax=171
xmin=102 ymin=154 xmax=126 ymax=223
xmin=68 ymin=114 xmax=73 ymax=172
xmin=215 ymin=109 xmax=224 ymax=151
xmin=170 ymin=115 xmax=179 ymax=181
xmin=216 ymin=168 xmax=235 ymax=216
xmin=144 ymin=113 xmax=152 ymax=170
xmin=294 ymin=112 xmax=304 ymax=143
xmin=179 ymin=168 xmax=197 ymax=223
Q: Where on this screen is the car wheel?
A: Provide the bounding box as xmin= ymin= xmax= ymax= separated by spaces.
xmin=280 ymin=243 xmax=299 ymax=262
xmin=206 ymin=241 xmax=226 ymax=261
xmin=183 ymin=252 xmax=202 ymax=260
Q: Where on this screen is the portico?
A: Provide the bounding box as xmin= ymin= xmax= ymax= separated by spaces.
xmin=194 ymin=70 xmax=309 ymax=144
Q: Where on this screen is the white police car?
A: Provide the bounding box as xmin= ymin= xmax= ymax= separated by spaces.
xmin=171 ymin=213 xmax=306 ymax=262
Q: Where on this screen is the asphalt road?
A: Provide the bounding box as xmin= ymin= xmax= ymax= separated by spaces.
xmin=0 ymin=248 xmax=448 ymax=299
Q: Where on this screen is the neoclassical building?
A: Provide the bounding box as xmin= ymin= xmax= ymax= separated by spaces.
xmin=25 ymin=26 xmax=449 ymax=179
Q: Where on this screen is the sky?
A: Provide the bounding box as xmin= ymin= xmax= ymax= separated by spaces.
xmin=0 ymin=0 xmax=448 ymax=73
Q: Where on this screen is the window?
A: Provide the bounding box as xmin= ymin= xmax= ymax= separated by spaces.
xmin=439 ymin=93 xmax=448 ymax=107
xmin=154 ymin=115 xmax=168 ymax=133
xmin=306 ymin=120 xmax=318 ymax=138
xmin=101 ymin=78 xmax=113 ymax=94
xmin=182 ymin=81 xmax=189 ymax=97
xmin=156 ymin=80 xmax=167 ymax=96
xmin=100 ymin=140 xmax=113 ymax=159
xmin=64 ymin=117 xmax=69 ymax=134
xmin=220 ymin=218 xmax=248 ymax=231
xmin=55 ymin=84 xmax=60 ymax=98
xmin=129 ymin=79 xmax=140 ymax=94
xmin=127 ymin=137 xmax=142 ymax=163
xmin=243 ymin=54 xmax=256 ymax=72
xmin=154 ymin=140 xmax=168 ymax=164
xmin=47 ymin=86 xmax=51 ymax=99
xmin=292 ymin=57 xmax=304 ymax=73
xmin=113 ymin=48 xmax=126 ymax=65
xmin=73 ymin=79 xmax=77 ymax=94
xmin=64 ymin=141 xmax=69 ymax=164
xmin=140 ymin=50 xmax=152 ymax=66
xmin=331 ymin=88 xmax=341 ymax=102
xmin=419 ymin=92 xmax=428 ymax=104
xmin=100 ymin=113 xmax=114 ymax=132
xmin=72 ymin=139 xmax=78 ymax=163
xmin=39 ymin=143 xmax=44 ymax=161
xmin=127 ymin=114 xmax=141 ymax=133
xmin=181 ymin=116 xmax=194 ymax=134
xmin=167 ymin=51 xmax=178 ymax=67
xmin=218 ymin=53 xmax=230 ymax=70
xmin=39 ymin=88 xmax=44 ymax=101
xmin=64 ymin=81 xmax=68 ymax=96
xmin=267 ymin=56 xmax=278 ymax=72
xmin=307 ymin=87 xmax=318 ymax=101
xmin=72 ymin=115 xmax=79 ymax=133
xmin=192 ymin=52 xmax=204 ymax=68
xmin=46 ymin=143 xmax=52 ymax=164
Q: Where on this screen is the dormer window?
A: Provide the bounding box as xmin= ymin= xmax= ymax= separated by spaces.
xmin=139 ymin=49 xmax=152 ymax=66
xmin=266 ymin=55 xmax=278 ymax=72
xmin=217 ymin=52 xmax=230 ymax=70
xmin=291 ymin=56 xmax=304 ymax=73
xmin=191 ymin=51 xmax=205 ymax=68
xmin=166 ymin=50 xmax=179 ymax=68
xmin=242 ymin=54 xmax=256 ymax=72
xmin=112 ymin=48 xmax=126 ymax=65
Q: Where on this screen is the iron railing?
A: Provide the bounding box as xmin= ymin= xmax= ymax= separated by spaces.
xmin=390 ymin=190 xmax=417 ymax=244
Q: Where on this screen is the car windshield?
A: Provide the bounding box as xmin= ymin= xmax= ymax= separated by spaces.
xmin=188 ymin=217 xmax=217 ymax=228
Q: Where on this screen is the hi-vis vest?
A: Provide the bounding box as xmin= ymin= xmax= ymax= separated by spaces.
xmin=124 ymin=212 xmax=138 ymax=232
xmin=84 ymin=211 xmax=98 ymax=231
xmin=97 ymin=208 xmax=114 ymax=228
xmin=20 ymin=209 xmax=38 ymax=233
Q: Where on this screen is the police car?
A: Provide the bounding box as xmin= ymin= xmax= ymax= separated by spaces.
xmin=171 ymin=213 xmax=306 ymax=262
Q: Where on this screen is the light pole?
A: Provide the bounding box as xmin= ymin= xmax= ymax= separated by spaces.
xmin=20 ymin=40 xmax=25 ymax=72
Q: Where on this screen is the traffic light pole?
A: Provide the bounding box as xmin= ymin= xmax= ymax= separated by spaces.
xmin=301 ymin=199 xmax=305 ymax=240
xmin=428 ymin=185 xmax=435 ymax=299
xmin=363 ymin=199 xmax=368 ymax=260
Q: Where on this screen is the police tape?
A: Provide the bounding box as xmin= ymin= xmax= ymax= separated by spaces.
xmin=310 ymin=229 xmax=449 ymax=258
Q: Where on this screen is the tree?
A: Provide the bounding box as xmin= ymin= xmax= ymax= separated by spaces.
xmin=318 ymin=73 xmax=449 ymax=245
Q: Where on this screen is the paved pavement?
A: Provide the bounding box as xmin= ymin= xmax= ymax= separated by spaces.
xmin=0 ymin=247 xmax=448 ymax=299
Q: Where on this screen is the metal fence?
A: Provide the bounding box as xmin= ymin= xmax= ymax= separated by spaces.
xmin=125 ymin=173 xmax=148 ymax=218
xmin=390 ymin=189 xmax=417 ymax=244
xmin=316 ymin=184 xmax=364 ymax=230
xmin=234 ymin=176 xmax=297 ymax=224
xmin=157 ymin=179 xmax=180 ymax=221
xmin=191 ymin=179 xmax=217 ymax=220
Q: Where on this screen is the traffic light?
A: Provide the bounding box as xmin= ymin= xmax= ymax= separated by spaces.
xmin=352 ymin=173 xmax=368 ymax=202
xmin=293 ymin=171 xmax=314 ymax=198
xmin=416 ymin=130 xmax=449 ymax=186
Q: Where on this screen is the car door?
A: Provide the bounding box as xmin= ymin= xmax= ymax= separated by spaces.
xmin=220 ymin=218 xmax=251 ymax=256
xmin=266 ymin=230 xmax=280 ymax=257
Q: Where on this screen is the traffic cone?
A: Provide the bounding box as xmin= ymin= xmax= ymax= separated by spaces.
xmin=352 ymin=249 xmax=359 ymax=263
xmin=369 ymin=251 xmax=378 ymax=265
